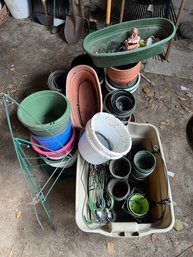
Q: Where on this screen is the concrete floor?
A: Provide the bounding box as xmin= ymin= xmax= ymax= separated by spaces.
xmin=0 ymin=16 xmax=193 ymax=257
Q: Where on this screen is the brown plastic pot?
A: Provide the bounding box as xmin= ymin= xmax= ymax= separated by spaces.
xmin=106 ymin=62 xmax=141 ymax=85
xmin=66 ymin=65 xmax=103 ymax=130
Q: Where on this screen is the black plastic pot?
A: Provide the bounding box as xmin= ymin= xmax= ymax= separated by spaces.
xmin=104 ymin=90 xmax=136 ymax=119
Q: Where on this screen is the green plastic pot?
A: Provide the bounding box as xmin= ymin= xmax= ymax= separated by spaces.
xmin=17 ymin=90 xmax=71 ymax=137
xmin=83 ymin=18 xmax=176 ymax=67
xmin=133 ymin=150 xmax=156 ymax=175
xmin=128 ymin=193 xmax=149 ymax=218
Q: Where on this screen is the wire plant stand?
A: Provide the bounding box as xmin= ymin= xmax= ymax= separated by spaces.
xmin=2 ymin=93 xmax=76 ymax=229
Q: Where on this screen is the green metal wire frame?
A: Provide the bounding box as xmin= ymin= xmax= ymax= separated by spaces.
xmin=2 ymin=94 xmax=74 ymax=228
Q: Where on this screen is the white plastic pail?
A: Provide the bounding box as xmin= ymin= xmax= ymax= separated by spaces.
xmin=78 ymin=113 xmax=132 ymax=164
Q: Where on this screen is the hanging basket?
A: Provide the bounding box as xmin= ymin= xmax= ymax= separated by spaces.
xmin=0 ymin=4 xmax=9 ymax=27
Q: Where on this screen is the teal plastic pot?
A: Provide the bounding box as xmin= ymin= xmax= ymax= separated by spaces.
xmin=127 ymin=193 xmax=149 ymax=218
xmin=17 ymin=90 xmax=71 ymax=137
xmin=133 ymin=150 xmax=156 ymax=176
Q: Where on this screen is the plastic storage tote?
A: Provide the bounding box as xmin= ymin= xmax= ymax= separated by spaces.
xmin=75 ymin=122 xmax=175 ymax=237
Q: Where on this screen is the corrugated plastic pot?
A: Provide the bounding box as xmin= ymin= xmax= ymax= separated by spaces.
xmin=17 ymin=90 xmax=71 ymax=137
xmin=106 ymin=62 xmax=141 ymax=85
xmin=31 ymin=120 xmax=72 ymax=151
xmin=78 ymin=113 xmax=132 ymax=164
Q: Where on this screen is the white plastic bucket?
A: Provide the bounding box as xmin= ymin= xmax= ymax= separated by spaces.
xmin=4 ymin=0 xmax=31 ymax=19
xmin=78 ymin=113 xmax=132 ymax=164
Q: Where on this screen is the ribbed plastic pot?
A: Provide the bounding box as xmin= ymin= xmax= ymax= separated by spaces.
xmin=31 ymin=120 xmax=72 ymax=151
xmin=17 ymin=90 xmax=71 ymax=137
xmin=78 ymin=113 xmax=132 ymax=164
xmin=106 ymin=62 xmax=141 ymax=85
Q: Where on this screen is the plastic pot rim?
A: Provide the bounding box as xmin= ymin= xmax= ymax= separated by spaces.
xmin=127 ymin=193 xmax=149 ymax=217
xmin=17 ymin=90 xmax=71 ymax=131
xmin=85 ymin=113 xmax=132 ymax=158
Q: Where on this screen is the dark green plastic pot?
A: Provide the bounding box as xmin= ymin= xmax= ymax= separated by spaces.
xmin=17 ymin=90 xmax=71 ymax=137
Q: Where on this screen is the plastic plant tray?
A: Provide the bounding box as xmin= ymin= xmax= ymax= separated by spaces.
xmin=83 ymin=18 xmax=176 ymax=67
xmin=75 ymin=122 xmax=175 ymax=237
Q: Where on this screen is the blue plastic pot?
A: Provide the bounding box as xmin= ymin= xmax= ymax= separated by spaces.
xmin=31 ymin=120 xmax=72 ymax=151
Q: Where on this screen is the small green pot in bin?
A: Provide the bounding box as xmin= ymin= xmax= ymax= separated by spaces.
xmin=128 ymin=193 xmax=149 ymax=218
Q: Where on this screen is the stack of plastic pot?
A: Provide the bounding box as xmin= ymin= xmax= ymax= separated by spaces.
xmin=105 ymin=62 xmax=141 ymax=94
xmin=104 ymin=90 xmax=136 ymax=124
xmin=47 ymin=70 xmax=67 ymax=93
xmin=17 ymin=90 xmax=77 ymax=173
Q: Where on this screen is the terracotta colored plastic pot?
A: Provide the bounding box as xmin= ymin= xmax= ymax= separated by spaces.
xmin=66 ymin=65 xmax=103 ymax=130
xmin=30 ymin=126 xmax=76 ymax=158
xmin=106 ymin=62 xmax=141 ymax=85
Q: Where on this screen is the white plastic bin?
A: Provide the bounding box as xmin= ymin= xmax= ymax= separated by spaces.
xmin=4 ymin=0 xmax=31 ymax=19
xmin=75 ymin=122 xmax=175 ymax=237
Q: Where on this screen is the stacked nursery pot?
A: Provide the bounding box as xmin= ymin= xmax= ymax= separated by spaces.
xmin=17 ymin=90 xmax=77 ymax=174
xmin=47 ymin=70 xmax=67 ymax=93
xmin=105 ymin=62 xmax=141 ymax=123
xmin=105 ymin=62 xmax=141 ymax=94
xmin=104 ymin=90 xmax=136 ymax=124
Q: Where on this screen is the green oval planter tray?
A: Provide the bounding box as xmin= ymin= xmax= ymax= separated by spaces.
xmin=83 ymin=18 xmax=176 ymax=67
